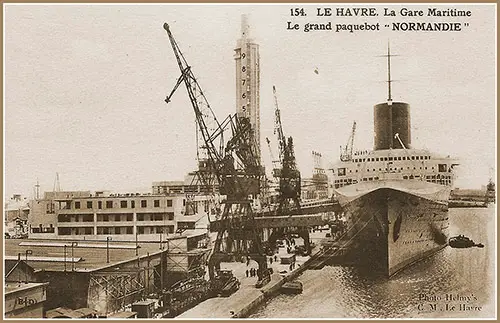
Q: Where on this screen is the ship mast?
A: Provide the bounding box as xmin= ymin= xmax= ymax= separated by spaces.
xmin=387 ymin=41 xmax=392 ymax=103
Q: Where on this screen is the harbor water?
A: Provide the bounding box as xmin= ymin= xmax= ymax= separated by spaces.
xmin=251 ymin=207 xmax=496 ymax=318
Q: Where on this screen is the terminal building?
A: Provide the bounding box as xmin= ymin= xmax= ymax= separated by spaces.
xmin=29 ymin=187 xmax=211 ymax=241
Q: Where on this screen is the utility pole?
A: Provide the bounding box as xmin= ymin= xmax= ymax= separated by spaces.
xmin=106 ymin=237 xmax=112 ymax=263
xmin=71 ymin=242 xmax=78 ymax=271
xmin=63 ymin=245 xmax=67 ymax=272
xmin=135 ymin=230 xmax=139 ymax=256
xmin=17 ymin=253 xmax=21 ymax=283
xmin=35 ymin=179 xmax=40 ymax=200
xmin=25 ymin=250 xmax=32 ymax=282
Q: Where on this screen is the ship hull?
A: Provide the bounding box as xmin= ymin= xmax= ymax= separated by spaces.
xmin=334 ymin=180 xmax=450 ymax=276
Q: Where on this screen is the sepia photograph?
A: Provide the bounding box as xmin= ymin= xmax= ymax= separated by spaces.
xmin=3 ymin=3 xmax=496 ymax=319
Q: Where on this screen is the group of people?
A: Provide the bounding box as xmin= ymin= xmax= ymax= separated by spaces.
xmin=285 ymin=237 xmax=296 ymax=246
xmin=245 ymin=268 xmax=259 ymax=278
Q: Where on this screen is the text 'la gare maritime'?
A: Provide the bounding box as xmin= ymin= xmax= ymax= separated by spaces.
xmin=320 ymin=7 xmax=472 ymax=17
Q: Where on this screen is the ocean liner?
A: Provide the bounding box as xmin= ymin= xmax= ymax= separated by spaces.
xmin=328 ymin=47 xmax=458 ymax=276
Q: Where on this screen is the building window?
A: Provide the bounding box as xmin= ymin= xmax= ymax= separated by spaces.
xmin=98 ymin=201 xmax=102 ymax=209
xmin=154 ymin=200 xmax=160 ymax=207
xmin=106 ymin=201 xmax=113 ymax=209
xmin=46 ymin=202 xmax=55 ymax=214
xmin=87 ymin=201 xmax=93 ymax=209
xmin=58 ymin=214 xmax=69 ymax=222
xmin=131 ymin=200 xmax=135 ymax=208
xmin=75 ymin=201 xmax=81 ymax=209
xmin=127 ymin=214 xmax=133 ymax=221
xmin=141 ymin=200 xmax=147 ymax=208
xmin=84 ymin=227 xmax=93 ymax=235
xmin=137 ymin=227 xmax=144 ymax=235
xmin=121 ymin=200 xmax=127 ymax=208
xmin=137 ymin=214 xmax=144 ymax=221
xmin=58 ymin=227 xmax=71 ymax=235
xmin=167 ymin=212 xmax=174 ymax=220
xmin=115 ymin=227 xmax=121 ymax=235
xmin=167 ymin=200 xmax=173 ymax=207
xmin=126 ymin=226 xmax=133 ymax=234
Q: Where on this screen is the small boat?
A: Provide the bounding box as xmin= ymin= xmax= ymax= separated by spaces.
xmin=281 ymin=280 xmax=303 ymax=294
xmin=448 ymin=235 xmax=484 ymax=248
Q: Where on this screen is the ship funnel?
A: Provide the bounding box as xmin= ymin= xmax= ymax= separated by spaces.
xmin=374 ymin=102 xmax=411 ymax=150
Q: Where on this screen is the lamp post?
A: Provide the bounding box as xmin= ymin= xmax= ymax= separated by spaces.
xmin=106 ymin=236 xmax=112 ymax=263
xmin=25 ymin=250 xmax=32 ymax=282
xmin=63 ymin=245 xmax=67 ymax=272
xmin=71 ymin=242 xmax=78 ymax=271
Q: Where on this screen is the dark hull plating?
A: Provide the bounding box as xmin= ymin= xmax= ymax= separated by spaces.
xmin=337 ymin=187 xmax=449 ymax=276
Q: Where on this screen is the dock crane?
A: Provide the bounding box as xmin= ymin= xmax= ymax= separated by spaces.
xmin=340 ymin=121 xmax=356 ymax=162
xmin=163 ymin=23 xmax=271 ymax=288
xmin=272 ymin=86 xmax=301 ymax=215
xmin=267 ymin=86 xmax=311 ymax=253
xmin=266 ymin=137 xmax=280 ymax=177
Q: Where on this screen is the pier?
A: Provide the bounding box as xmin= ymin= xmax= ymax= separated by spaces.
xmin=178 ymin=234 xmax=327 ymax=318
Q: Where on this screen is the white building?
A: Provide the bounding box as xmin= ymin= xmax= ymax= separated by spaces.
xmin=29 ymin=190 xmax=211 ymax=241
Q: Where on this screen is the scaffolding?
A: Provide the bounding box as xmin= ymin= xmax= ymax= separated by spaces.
xmin=88 ymin=268 xmax=147 ymax=314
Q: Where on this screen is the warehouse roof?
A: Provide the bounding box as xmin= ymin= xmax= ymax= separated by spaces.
xmin=4 ymin=234 xmax=207 ymax=273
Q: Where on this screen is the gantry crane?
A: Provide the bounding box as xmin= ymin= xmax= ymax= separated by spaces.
xmin=340 ymin=121 xmax=356 ymax=162
xmin=163 ymin=23 xmax=271 ymax=287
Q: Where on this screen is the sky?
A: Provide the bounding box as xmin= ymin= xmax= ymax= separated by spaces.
xmin=4 ymin=4 xmax=496 ymax=199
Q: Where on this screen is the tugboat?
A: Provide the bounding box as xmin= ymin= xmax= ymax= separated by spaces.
xmin=448 ymin=235 xmax=484 ymax=248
